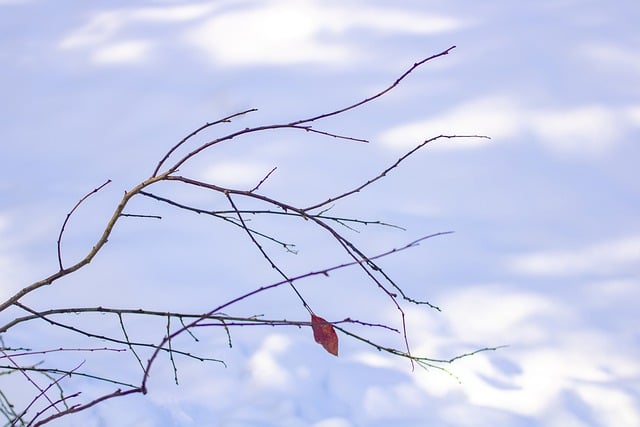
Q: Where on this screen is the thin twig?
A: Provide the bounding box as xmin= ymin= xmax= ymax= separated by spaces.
xmin=2 ymin=347 xmax=125 ymax=359
xmin=166 ymin=315 xmax=179 ymax=385
xmin=0 ymin=171 xmax=171 ymax=314
xmin=224 ymin=192 xmax=312 ymax=314
xmin=20 ymin=361 xmax=84 ymax=426
xmin=56 ymin=179 xmax=112 ymax=270
xmin=32 ymin=388 xmax=141 ymax=427
xmin=0 ymin=365 xmax=137 ymax=389
xmin=152 ymin=109 xmax=258 ymax=177
xmin=137 ymin=190 xmax=298 ymax=252
xmin=289 ymin=46 xmax=457 ymax=126
xmin=250 ymin=167 xmax=278 ymax=193
xmin=164 ymin=47 xmax=457 ymax=175
xmin=140 ymin=233 xmax=450 ymax=392
xmin=119 ymin=213 xmax=162 ymax=219
xmin=117 ymin=313 xmax=144 ymax=372
xmin=291 ymin=125 xmax=369 ymax=143
xmin=0 ymin=349 xmax=59 ymax=416
xmin=304 ymin=135 xmax=489 ymax=212
xmin=10 ymin=303 xmax=225 ymax=365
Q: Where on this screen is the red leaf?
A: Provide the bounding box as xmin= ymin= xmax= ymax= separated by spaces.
xmin=311 ymin=314 xmax=339 ymax=356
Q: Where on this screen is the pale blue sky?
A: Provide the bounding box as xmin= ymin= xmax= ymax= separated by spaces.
xmin=1 ymin=1 xmax=639 ymax=426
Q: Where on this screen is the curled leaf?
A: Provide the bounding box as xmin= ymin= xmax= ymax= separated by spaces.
xmin=311 ymin=314 xmax=339 ymax=356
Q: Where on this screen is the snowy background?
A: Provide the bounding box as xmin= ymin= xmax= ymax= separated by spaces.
xmin=1 ymin=1 xmax=639 ymax=426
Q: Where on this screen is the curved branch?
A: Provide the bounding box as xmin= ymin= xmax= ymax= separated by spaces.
xmin=164 ymin=46 xmax=457 ymax=174
xmin=57 ymin=179 xmax=112 ymax=270
xmin=289 ymin=46 xmax=457 ymax=126
xmin=152 ymin=108 xmax=258 ymax=177
xmin=304 ymin=134 xmax=489 ymax=212
xmin=0 ymin=172 xmax=170 ymax=314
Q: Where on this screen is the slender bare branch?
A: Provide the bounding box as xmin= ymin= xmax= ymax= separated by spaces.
xmin=164 ymin=47 xmax=457 ymax=174
xmin=250 ymin=166 xmax=278 ymax=193
xmin=289 ymin=46 xmax=458 ymax=126
xmin=166 ymin=315 xmax=179 ymax=386
xmin=57 ymin=179 xmax=112 ymax=270
xmin=19 ymin=361 xmax=84 ymax=426
xmin=10 ymin=302 xmax=225 ymax=365
xmin=32 ymin=388 xmax=141 ymax=427
xmin=304 ymin=134 xmax=489 ymax=212
xmin=224 ymin=191 xmax=312 ymax=314
xmin=0 ymin=172 xmax=172 ymax=314
xmin=2 ymin=46 xmax=501 ymax=425
xmin=0 ymin=349 xmax=59 ymax=415
xmin=152 ymin=108 xmax=258 ymax=177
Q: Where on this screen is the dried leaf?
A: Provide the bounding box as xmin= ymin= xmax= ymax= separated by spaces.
xmin=311 ymin=314 xmax=339 ymax=356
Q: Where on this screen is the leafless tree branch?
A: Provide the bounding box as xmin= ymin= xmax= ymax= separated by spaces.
xmin=0 ymin=46 xmax=500 ymax=425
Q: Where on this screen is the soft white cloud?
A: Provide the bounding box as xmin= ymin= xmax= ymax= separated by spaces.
xmin=439 ymin=285 xmax=563 ymax=343
xmin=353 ymin=7 xmax=463 ymax=35
xmin=0 ymin=213 xmax=8 ymax=233
xmin=0 ymin=213 xmax=25 ymax=299
xmin=311 ymin=417 xmax=353 ymax=427
xmin=199 ymin=160 xmax=275 ymax=188
xmin=59 ymin=11 xmax=123 ymax=49
xmin=448 ymin=345 xmax=638 ymax=418
xmin=584 ymin=278 xmax=640 ymax=308
xmin=404 ymin=284 xmax=640 ymax=421
xmin=187 ymin=0 xmax=465 ymax=65
xmin=579 ymin=42 xmax=640 ymax=74
xmin=380 ymin=96 xmax=639 ymax=156
xmin=625 ymin=105 xmax=640 ymax=124
xmin=248 ymin=334 xmax=293 ymax=389
xmin=185 ymin=1 xmax=465 ymax=66
xmin=350 ymin=351 xmax=396 ymax=369
xmin=379 ymin=96 xmax=520 ymax=149
xmin=59 ymin=1 xmax=465 ymax=67
xmin=128 ymin=4 xmax=217 ymax=22
xmin=363 ymin=382 xmax=426 ymax=419
xmin=529 ymin=105 xmax=624 ymax=155
xmin=184 ymin=1 xmax=351 ymax=67
xmin=60 ymin=4 xmax=214 ymax=49
xmin=396 ymin=285 xmax=565 ymax=355
xmin=509 ymin=235 xmax=640 ymax=276
xmin=0 ymin=258 xmax=11 ymax=299
xmin=577 ymin=385 xmax=640 ymax=427
xmin=58 ymin=4 xmax=215 ymax=65
xmin=91 ymin=39 xmax=151 ymax=64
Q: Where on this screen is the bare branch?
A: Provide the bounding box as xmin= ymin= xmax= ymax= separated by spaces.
xmin=224 ymin=191 xmax=312 ymax=314
xmin=56 ymin=179 xmax=112 ymax=270
xmin=163 ymin=47 xmax=458 ymax=174
xmin=19 ymin=361 xmax=84 ymax=426
xmin=0 ymin=171 xmax=172 ymax=314
xmin=31 ymin=388 xmax=141 ymax=427
xmin=289 ymin=46 xmax=457 ymax=126
xmin=166 ymin=315 xmax=179 ymax=386
xmin=290 ymin=125 xmax=369 ymax=143
xmin=0 ymin=349 xmax=59 ymax=416
xmin=10 ymin=302 xmax=225 ymax=366
xmin=249 ymin=166 xmax=278 ymax=193
xmin=119 ymin=213 xmax=162 ymax=219
xmin=304 ymin=134 xmax=489 ymax=212
xmin=2 ymin=46 xmax=501 ymax=424
xmin=117 ymin=313 xmax=144 ymax=372
xmin=152 ymin=108 xmax=258 ymax=177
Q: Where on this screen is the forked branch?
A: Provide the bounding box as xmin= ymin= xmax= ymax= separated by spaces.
xmin=0 ymin=46 xmax=499 ymax=426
